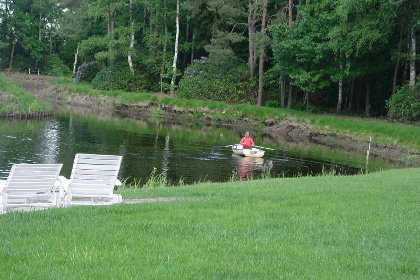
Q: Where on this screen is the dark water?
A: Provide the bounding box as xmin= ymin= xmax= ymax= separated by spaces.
xmin=0 ymin=107 xmax=396 ymax=184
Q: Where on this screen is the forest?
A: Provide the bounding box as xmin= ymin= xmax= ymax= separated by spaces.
xmin=0 ymin=0 xmax=419 ymax=121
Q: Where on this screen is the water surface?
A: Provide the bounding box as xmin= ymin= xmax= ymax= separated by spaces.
xmin=0 ymin=108 xmax=397 ymax=184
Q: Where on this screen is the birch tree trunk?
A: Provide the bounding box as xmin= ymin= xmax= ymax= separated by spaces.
xmin=170 ymin=0 xmax=180 ymax=94
xmin=410 ymin=27 xmax=416 ymax=87
xmin=257 ymin=0 xmax=268 ymax=106
xmin=8 ymin=39 xmax=16 ymax=72
xmin=248 ymin=0 xmax=255 ymax=80
xmin=128 ymin=0 xmax=135 ymax=74
xmin=73 ymin=41 xmax=80 ymax=75
xmin=392 ymin=19 xmax=404 ymax=94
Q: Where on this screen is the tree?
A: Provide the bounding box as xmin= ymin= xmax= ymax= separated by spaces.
xmin=170 ymin=0 xmax=180 ymax=94
xmin=256 ymin=0 xmax=267 ymax=106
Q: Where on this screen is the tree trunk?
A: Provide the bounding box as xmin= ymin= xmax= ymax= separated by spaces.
xmin=8 ymin=39 xmax=16 ymax=72
xmin=392 ymin=19 xmax=404 ymax=94
xmin=128 ymin=0 xmax=135 ymax=74
xmin=296 ymin=0 xmax=303 ymax=21
xmin=280 ymin=76 xmax=285 ymax=108
xmin=142 ymin=6 xmax=147 ymax=50
xmin=170 ymin=0 xmax=180 ymax=94
xmin=161 ymin=0 xmax=168 ymax=94
xmin=365 ymin=78 xmax=371 ymax=117
xmin=287 ymin=83 xmax=293 ymax=109
xmin=288 ymin=0 xmax=293 ymax=26
xmin=336 ymin=74 xmax=343 ymax=114
xmin=182 ymin=20 xmax=189 ymax=71
xmin=402 ymin=61 xmax=408 ymax=83
xmin=73 ymin=41 xmax=80 ymax=75
xmin=149 ymin=9 xmax=153 ymax=36
xmin=248 ymin=0 xmax=255 ymax=80
xmin=348 ymin=79 xmax=354 ymax=111
xmin=191 ymin=28 xmax=195 ymax=62
xmin=257 ymin=0 xmax=268 ymax=106
xmin=410 ymin=26 xmax=416 ymax=87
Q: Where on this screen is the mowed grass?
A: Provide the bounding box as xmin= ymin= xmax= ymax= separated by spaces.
xmin=1 ymin=168 xmax=419 ymax=279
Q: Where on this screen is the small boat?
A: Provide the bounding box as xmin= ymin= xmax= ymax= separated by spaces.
xmin=232 ymin=144 xmax=265 ymax=158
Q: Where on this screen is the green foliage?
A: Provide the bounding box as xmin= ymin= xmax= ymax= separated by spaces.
xmin=91 ymin=66 xmax=147 ymax=92
xmin=143 ymin=167 xmax=171 ymax=188
xmin=387 ymin=82 xmax=420 ymax=122
xmin=43 ymin=55 xmax=72 ymax=77
xmin=178 ymin=56 xmax=251 ymax=103
xmin=265 ymin=100 xmax=281 ymax=108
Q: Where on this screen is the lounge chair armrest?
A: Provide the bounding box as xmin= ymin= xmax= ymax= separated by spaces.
xmin=0 ymin=180 xmax=6 ymax=192
xmin=57 ymin=176 xmax=71 ymax=193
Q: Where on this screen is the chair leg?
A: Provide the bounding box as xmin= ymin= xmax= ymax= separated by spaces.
xmin=1 ymin=193 xmax=7 ymax=213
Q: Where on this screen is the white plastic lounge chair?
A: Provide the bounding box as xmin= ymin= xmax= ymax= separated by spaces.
xmin=60 ymin=153 xmax=123 ymax=206
xmin=0 ymin=164 xmax=63 ymax=213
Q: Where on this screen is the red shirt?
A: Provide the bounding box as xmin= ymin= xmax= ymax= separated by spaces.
xmin=240 ymin=137 xmax=255 ymax=148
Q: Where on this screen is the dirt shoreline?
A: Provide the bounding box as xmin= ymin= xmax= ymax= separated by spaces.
xmin=7 ymin=73 xmax=420 ymax=166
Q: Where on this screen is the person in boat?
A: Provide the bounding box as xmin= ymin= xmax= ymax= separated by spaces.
xmin=240 ymin=131 xmax=255 ymax=149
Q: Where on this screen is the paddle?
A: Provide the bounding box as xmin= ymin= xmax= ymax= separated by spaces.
xmin=212 ymin=144 xmax=233 ymax=151
xmin=253 ymin=145 xmax=286 ymax=154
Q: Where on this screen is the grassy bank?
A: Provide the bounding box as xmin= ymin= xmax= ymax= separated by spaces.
xmin=1 ymin=168 xmax=419 ymax=279
xmin=54 ymin=80 xmax=420 ymax=151
xmin=0 ymin=74 xmax=51 ymax=114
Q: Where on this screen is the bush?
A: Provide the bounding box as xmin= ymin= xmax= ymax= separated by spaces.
xmin=75 ymin=62 xmax=99 ymax=82
xmin=265 ymin=100 xmax=281 ymax=108
xmin=177 ymin=56 xmax=251 ymax=103
xmin=387 ymin=82 xmax=420 ymax=122
xmin=91 ymin=66 xmax=147 ymax=91
xmin=43 ymin=55 xmax=72 ymax=77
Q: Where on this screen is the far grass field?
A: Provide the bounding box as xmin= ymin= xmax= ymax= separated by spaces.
xmin=55 ymin=79 xmax=420 ymax=151
xmin=1 ymin=168 xmax=419 ymax=279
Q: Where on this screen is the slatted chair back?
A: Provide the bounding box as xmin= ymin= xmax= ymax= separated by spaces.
xmin=69 ymin=154 xmax=122 ymax=198
xmin=1 ymin=164 xmax=63 ymax=213
xmin=4 ymin=164 xmax=62 ymax=196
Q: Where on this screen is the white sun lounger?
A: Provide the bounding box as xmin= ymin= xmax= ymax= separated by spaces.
xmin=0 ymin=164 xmax=63 ymax=213
xmin=59 ymin=153 xmax=123 ymax=206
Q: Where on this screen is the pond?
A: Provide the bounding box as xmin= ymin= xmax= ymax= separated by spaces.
xmin=0 ymin=106 xmax=398 ymax=184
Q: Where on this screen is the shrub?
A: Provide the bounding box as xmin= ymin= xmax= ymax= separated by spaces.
xmin=265 ymin=100 xmax=281 ymax=108
xmin=43 ymin=55 xmax=72 ymax=77
xmin=177 ymin=56 xmax=251 ymax=103
xmin=75 ymin=61 xmax=99 ymax=82
xmin=91 ymin=66 xmax=147 ymax=91
xmin=387 ymin=82 xmax=420 ymax=122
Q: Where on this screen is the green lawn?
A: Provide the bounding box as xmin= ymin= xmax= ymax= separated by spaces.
xmin=1 ymin=168 xmax=419 ymax=279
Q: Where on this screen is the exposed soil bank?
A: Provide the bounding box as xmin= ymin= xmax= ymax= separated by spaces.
xmin=267 ymin=121 xmax=419 ymax=164
xmin=8 ymin=73 xmax=420 ymax=166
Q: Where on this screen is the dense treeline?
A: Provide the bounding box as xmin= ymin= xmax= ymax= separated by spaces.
xmin=0 ymin=0 xmax=419 ymax=120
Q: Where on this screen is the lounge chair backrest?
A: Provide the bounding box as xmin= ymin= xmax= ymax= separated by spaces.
xmin=69 ymin=154 xmax=122 ymax=196
xmin=4 ymin=164 xmax=63 ymax=195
